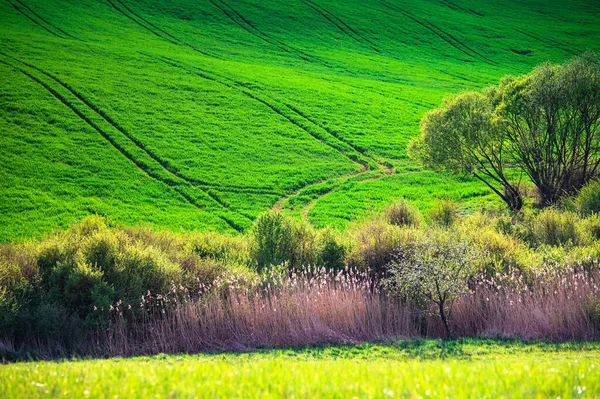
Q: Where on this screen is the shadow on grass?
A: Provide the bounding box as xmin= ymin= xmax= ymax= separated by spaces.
xmin=4 ymin=337 xmax=600 ymax=364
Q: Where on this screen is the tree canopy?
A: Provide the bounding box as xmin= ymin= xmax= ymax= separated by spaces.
xmin=409 ymin=52 xmax=600 ymax=210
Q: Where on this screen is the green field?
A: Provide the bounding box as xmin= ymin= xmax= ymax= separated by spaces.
xmin=1 ymin=0 xmax=599 ymax=240
xmin=2 ymin=339 xmax=599 ymax=398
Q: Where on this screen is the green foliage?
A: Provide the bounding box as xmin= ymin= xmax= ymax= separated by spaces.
xmin=1 ymin=200 xmax=600 ymax=353
xmin=384 ymin=200 xmax=421 ymax=227
xmin=346 ymin=217 xmax=424 ymax=275
xmin=529 ymin=209 xmax=581 ymax=247
xmin=0 ymin=217 xmax=256 ymax=346
xmin=572 ymin=180 xmax=600 ymax=216
xmin=317 ymin=229 xmax=347 ymax=272
xmin=428 ymin=198 xmax=459 ymax=228
xmin=251 ymin=211 xmax=319 ymax=270
xmin=411 ymin=52 xmax=600 ymax=210
xmin=409 ymin=90 xmax=524 ymax=211
xmin=587 ymin=295 xmax=600 ymax=333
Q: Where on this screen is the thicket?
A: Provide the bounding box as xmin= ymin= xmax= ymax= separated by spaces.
xmin=1 ymin=185 xmax=600 ymax=358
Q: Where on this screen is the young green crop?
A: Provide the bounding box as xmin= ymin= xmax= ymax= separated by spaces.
xmin=1 ymin=0 xmax=599 ymax=240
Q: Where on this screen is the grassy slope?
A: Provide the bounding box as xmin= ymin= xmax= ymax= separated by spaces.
xmin=2 ymin=339 xmax=600 ymax=397
xmin=1 ymin=0 xmax=599 ymax=239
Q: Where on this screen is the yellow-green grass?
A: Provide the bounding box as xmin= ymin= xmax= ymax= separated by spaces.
xmin=2 ymin=339 xmax=600 ymax=398
xmin=1 ymin=0 xmax=599 ymax=240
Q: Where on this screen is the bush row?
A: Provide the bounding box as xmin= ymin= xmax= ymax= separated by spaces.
xmin=1 ymin=181 xmax=600 ymax=354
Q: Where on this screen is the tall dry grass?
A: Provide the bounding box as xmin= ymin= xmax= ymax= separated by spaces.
xmin=99 ymin=263 xmax=600 ymax=357
xmin=102 ymin=267 xmax=418 ymax=356
xmin=453 ymin=263 xmax=600 ymax=340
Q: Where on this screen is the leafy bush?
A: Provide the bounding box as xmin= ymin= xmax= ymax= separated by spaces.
xmin=2 ymin=203 xmax=600 ymax=355
xmin=573 ymin=180 xmax=600 ymax=216
xmin=587 ymin=295 xmax=600 ymax=334
xmin=384 ymin=200 xmax=421 ymax=227
xmin=187 ymin=232 xmax=251 ymax=266
xmin=428 ymin=198 xmax=459 ymax=227
xmin=251 ymin=211 xmax=319 ymax=270
xmin=318 ymin=229 xmax=347 ymax=272
xmin=346 ymin=218 xmax=424 ymax=275
xmin=529 ymin=209 xmax=580 ymax=247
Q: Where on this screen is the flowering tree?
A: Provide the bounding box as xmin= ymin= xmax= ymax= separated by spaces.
xmin=385 ymin=232 xmax=486 ymax=337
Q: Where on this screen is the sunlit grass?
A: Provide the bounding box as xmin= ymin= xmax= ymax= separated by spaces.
xmin=2 ymin=339 xmax=599 ymax=398
xmin=1 ymin=0 xmax=599 ymax=240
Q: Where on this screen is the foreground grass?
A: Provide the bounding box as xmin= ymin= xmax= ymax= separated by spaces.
xmin=2 ymin=339 xmax=599 ymax=398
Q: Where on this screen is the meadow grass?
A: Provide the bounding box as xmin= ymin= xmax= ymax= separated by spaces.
xmin=1 ymin=339 xmax=599 ymax=398
xmin=1 ymin=0 xmax=599 ymax=240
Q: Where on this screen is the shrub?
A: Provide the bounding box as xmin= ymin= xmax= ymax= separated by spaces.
xmin=110 ymin=244 xmax=181 ymax=304
xmin=384 ymin=200 xmax=421 ymax=227
xmin=318 ymin=229 xmax=346 ymax=272
xmin=574 ymin=180 xmax=600 ymax=216
xmin=587 ymin=295 xmax=600 ymax=334
xmin=530 ymin=208 xmax=580 ymax=247
xmin=458 ymin=212 xmax=538 ymax=276
xmin=187 ymin=232 xmax=251 ymax=266
xmin=428 ymin=198 xmax=459 ymax=227
xmin=346 ymin=218 xmax=423 ymax=275
xmin=251 ymin=211 xmax=318 ymax=270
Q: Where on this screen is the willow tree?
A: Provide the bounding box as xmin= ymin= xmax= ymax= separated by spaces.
xmin=409 ymin=52 xmax=600 ymax=210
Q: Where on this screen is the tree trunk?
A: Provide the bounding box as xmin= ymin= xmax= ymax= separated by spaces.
xmin=438 ymin=301 xmax=452 ymax=338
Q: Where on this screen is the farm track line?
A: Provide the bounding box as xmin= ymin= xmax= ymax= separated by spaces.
xmin=6 ymin=54 xmax=203 ymax=187
xmin=12 ymin=0 xmax=78 ymax=40
xmin=514 ymin=28 xmax=578 ymax=56
xmin=5 ymin=0 xmax=63 ymax=39
xmin=0 ymin=56 xmax=173 ymax=187
xmin=299 ymin=171 xmax=386 ymax=219
xmin=209 ymin=0 xmax=318 ymax=63
xmin=439 ymin=0 xmax=462 ymax=12
xmin=302 ymin=0 xmax=380 ymax=53
xmin=417 ymin=18 xmax=497 ymax=65
xmin=0 ymin=54 xmax=248 ymax=231
xmin=381 ymin=2 xmax=497 ymax=66
xmin=106 ymin=0 xmax=215 ymax=58
xmin=273 ymin=169 xmax=384 ymax=212
xmin=5 ymin=53 xmax=278 ymax=195
xmin=114 ymin=0 xmax=180 ymax=43
xmin=282 ymin=102 xmax=391 ymax=172
xmin=300 ymin=0 xmax=480 ymax=83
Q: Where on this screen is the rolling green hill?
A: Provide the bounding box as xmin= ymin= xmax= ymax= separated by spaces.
xmin=1 ymin=0 xmax=599 ymax=240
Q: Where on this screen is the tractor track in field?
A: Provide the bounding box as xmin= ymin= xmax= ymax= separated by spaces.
xmin=381 ymin=2 xmax=497 ymax=66
xmin=300 ymin=0 xmax=476 ymax=84
xmin=209 ymin=0 xmax=330 ymax=65
xmin=0 ymin=53 xmax=251 ymax=232
xmin=438 ymin=0 xmax=482 ymax=17
xmin=514 ymin=28 xmax=578 ymax=56
xmin=12 ymin=0 xmax=78 ymax=39
xmin=281 ymin=102 xmax=392 ymax=172
xmin=5 ymin=0 xmax=77 ymax=40
xmin=3 ymin=53 xmax=278 ymax=196
xmin=106 ymin=0 xmax=216 ymax=59
xmin=301 ymin=0 xmax=380 ymax=53
xmin=299 ymin=170 xmax=386 ymax=219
